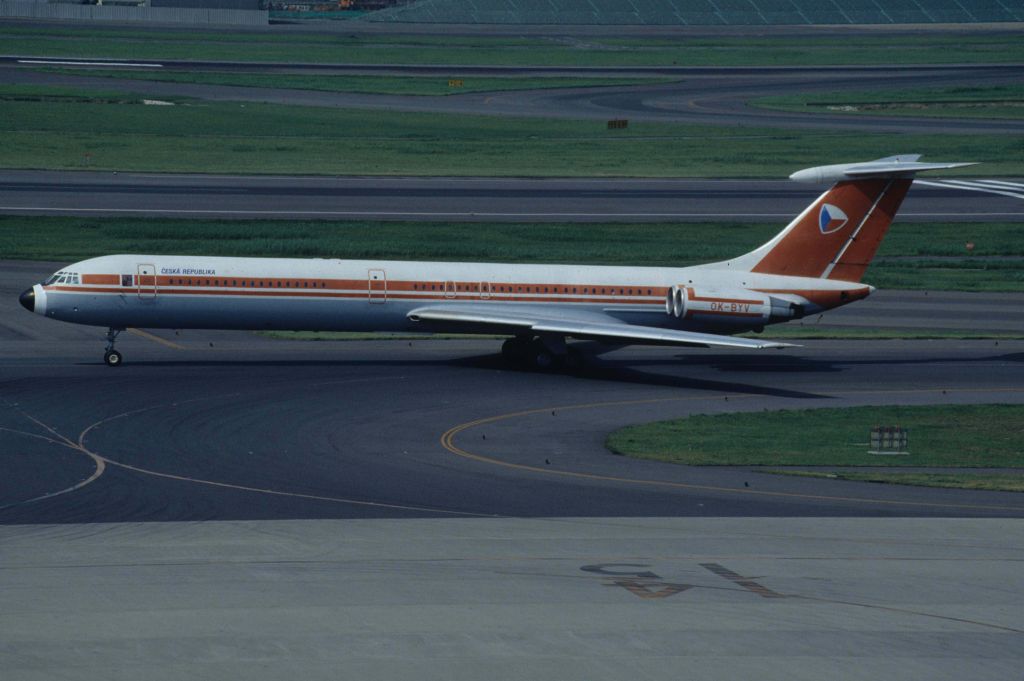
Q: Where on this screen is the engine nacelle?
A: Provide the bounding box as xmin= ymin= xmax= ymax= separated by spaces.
xmin=666 ymin=286 xmax=802 ymax=326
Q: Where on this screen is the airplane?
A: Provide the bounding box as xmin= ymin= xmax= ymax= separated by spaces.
xmin=19 ymin=155 xmax=972 ymax=368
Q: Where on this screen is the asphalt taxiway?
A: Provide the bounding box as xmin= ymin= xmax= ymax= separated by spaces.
xmin=2 ymin=170 xmax=1022 ymax=221
xmin=3 ymin=60 xmax=1022 ymax=135
xmin=3 ymin=261 xmax=1023 ymax=523
xmin=3 ymin=265 xmax=1024 ymax=679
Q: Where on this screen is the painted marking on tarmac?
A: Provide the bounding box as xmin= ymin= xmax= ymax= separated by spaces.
xmin=17 ymin=59 xmax=162 ymax=68
xmin=701 ymin=562 xmax=785 ymax=598
xmin=915 ymin=179 xmax=1024 ymax=201
xmin=606 ymin=579 xmax=693 ymax=599
xmin=439 ymin=387 xmax=1024 ymax=512
xmin=71 ymin=391 xmax=495 ymax=518
xmin=580 ymin=564 xmax=695 ymax=599
xmin=0 ymin=410 xmax=106 ymax=512
xmin=127 ymin=328 xmax=186 ymax=350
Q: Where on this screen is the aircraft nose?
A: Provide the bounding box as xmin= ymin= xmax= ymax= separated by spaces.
xmin=19 ymin=287 xmax=35 ymax=312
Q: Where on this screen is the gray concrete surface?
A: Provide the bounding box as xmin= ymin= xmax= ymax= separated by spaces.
xmin=2 ymin=517 xmax=1022 ymax=681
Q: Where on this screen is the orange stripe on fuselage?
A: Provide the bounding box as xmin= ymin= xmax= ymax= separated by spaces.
xmin=82 ymin=274 xmax=120 ymax=285
xmin=44 ymin=282 xmax=666 ymax=307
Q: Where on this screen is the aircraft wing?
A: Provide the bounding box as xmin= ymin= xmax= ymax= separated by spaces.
xmin=407 ymin=304 xmax=794 ymax=350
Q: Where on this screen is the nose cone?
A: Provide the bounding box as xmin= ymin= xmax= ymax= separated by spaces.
xmin=19 ymin=287 xmax=35 ymax=312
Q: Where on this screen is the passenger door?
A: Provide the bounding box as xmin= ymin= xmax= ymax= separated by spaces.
xmin=136 ymin=263 xmax=156 ymax=299
xmin=368 ymin=268 xmax=386 ymax=303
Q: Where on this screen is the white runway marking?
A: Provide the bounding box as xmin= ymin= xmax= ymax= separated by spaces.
xmin=961 ymin=179 xmax=1024 ymax=190
xmin=915 ymin=179 xmax=1024 ymax=201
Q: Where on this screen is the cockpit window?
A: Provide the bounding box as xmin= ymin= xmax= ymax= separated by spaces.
xmin=44 ymin=271 xmax=79 ymax=286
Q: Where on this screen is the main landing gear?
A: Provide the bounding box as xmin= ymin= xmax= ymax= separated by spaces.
xmin=501 ymin=335 xmax=584 ymax=372
xmin=103 ymin=327 xmax=124 ymax=367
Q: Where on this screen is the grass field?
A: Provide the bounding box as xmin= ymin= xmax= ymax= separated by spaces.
xmin=1 ymin=85 xmax=1019 ymax=177
xmin=3 ymin=25 xmax=1022 ymax=66
xmin=42 ymin=69 xmax=671 ymax=96
xmin=606 ymin=404 xmax=1024 ymax=468
xmin=3 ymin=216 xmax=1022 ymax=292
xmin=753 ymin=85 xmax=1024 ymax=120
xmin=763 ymin=470 xmax=1024 ymax=493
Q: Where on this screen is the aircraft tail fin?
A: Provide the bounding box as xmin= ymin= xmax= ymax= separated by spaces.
xmin=725 ymin=155 xmax=976 ymax=282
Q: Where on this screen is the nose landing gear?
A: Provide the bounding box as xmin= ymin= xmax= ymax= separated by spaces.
xmin=104 ymin=327 xmax=125 ymax=367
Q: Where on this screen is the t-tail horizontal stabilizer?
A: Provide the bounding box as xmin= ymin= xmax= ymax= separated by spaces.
xmin=725 ymin=155 xmax=978 ymax=282
xmin=789 ymin=154 xmax=977 ymax=184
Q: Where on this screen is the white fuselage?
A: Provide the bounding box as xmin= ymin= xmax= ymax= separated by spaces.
xmin=31 ymin=254 xmax=868 ymax=335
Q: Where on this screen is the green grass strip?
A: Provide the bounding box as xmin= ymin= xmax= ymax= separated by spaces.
xmin=4 ymin=217 xmax=1023 ymax=292
xmin=607 ymin=404 xmax=1024 ymax=467
xmin=41 ymin=68 xmax=671 ymax=97
xmin=750 ymin=327 xmax=1024 ymax=340
xmin=752 ymin=84 xmax=1024 ymax=120
xmin=2 ymin=27 xmax=1022 ymax=66
xmin=1 ymin=85 xmax=1020 ymax=177
xmin=763 ymin=470 xmax=1024 ymax=493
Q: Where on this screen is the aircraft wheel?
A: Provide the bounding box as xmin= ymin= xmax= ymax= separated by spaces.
xmin=501 ymin=338 xmax=530 ymax=365
xmin=501 ymin=338 xmax=522 ymax=360
xmin=530 ymin=341 xmax=559 ymax=370
xmin=104 ymin=350 xmax=123 ymax=367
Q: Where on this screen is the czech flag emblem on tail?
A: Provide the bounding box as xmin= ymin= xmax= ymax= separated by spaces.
xmin=818 ymin=203 xmax=848 ymax=234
